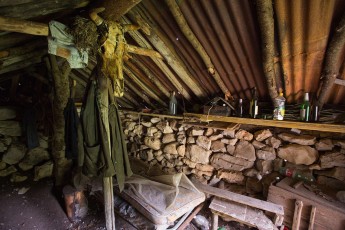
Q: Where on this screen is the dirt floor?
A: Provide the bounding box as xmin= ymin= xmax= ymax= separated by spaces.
xmin=0 ymin=176 xmax=253 ymax=230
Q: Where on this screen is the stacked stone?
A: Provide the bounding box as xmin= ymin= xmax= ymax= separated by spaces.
xmin=0 ymin=107 xmax=53 ymax=182
xmin=122 ymin=113 xmax=345 ymax=199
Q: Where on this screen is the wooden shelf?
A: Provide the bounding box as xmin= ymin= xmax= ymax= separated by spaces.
xmin=121 ymin=111 xmax=345 ymax=133
xmin=184 ymin=113 xmax=345 ymax=133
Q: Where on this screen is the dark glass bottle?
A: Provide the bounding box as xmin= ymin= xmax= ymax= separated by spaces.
xmin=249 ymin=87 xmax=258 ymax=118
xmin=236 ymin=98 xmax=243 ymax=117
xmin=169 ymin=91 xmax=177 ymax=115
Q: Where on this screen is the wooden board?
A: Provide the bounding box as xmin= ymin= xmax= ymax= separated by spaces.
xmin=267 ymin=181 xmax=345 ymax=230
xmin=183 ymin=121 xmax=240 ymax=130
xmin=210 ymin=197 xmax=277 ymax=230
xmin=191 ymin=178 xmax=284 ymax=215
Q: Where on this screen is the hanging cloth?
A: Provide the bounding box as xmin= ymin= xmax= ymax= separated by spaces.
xmin=64 ymin=98 xmax=79 ymax=160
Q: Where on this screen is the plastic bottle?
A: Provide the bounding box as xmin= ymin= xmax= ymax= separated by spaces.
xmin=279 ymin=167 xmax=315 ymax=183
xmin=236 ymin=98 xmax=243 ymax=117
xmin=249 ymin=87 xmax=258 ymax=118
xmin=169 ymin=91 xmax=177 ymax=115
xmin=273 ymin=88 xmax=285 ymax=120
xmin=300 ymin=92 xmax=310 ymax=121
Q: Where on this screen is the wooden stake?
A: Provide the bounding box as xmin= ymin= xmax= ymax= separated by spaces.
xmin=126 ymin=44 xmax=163 ymax=59
xmin=308 ymin=206 xmax=316 ymax=230
xmin=292 ymin=200 xmax=303 ymax=230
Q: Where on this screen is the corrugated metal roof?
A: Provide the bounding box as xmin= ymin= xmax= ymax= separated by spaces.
xmin=0 ymin=0 xmax=345 ymax=110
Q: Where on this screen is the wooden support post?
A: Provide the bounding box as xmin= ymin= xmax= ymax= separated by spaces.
xmin=212 ymin=212 xmax=219 ymax=230
xmin=308 ymin=206 xmax=316 ymax=230
xmin=292 ymin=200 xmax=303 ymax=230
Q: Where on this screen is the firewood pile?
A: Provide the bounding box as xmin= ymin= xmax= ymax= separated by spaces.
xmin=122 ymin=111 xmax=345 ymax=200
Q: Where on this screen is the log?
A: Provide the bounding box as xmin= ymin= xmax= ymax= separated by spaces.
xmin=126 ymin=44 xmax=163 ymax=59
xmin=256 ymin=0 xmax=278 ymax=102
xmin=0 ymin=16 xmax=48 ymax=36
xmin=0 ymin=39 xmax=45 ymax=59
xmin=0 ymin=57 xmax=42 ymax=75
xmin=317 ymin=11 xmax=345 ymax=109
xmin=0 ymin=49 xmax=47 ymax=68
xmin=127 ymin=7 xmax=207 ymax=99
xmin=165 ymin=0 xmax=232 ymax=99
xmin=120 ymin=16 xmax=193 ymax=102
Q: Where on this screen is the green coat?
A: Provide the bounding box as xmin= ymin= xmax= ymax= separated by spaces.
xmin=78 ymin=79 xmax=132 ymax=191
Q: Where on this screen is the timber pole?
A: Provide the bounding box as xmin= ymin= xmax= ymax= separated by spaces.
xmin=256 ymin=0 xmax=278 ymax=102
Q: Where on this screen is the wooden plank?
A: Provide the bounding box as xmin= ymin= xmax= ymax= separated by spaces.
xmin=210 ymin=197 xmax=278 ymax=230
xmin=308 ymin=206 xmax=316 ymax=230
xmin=122 ymin=110 xmax=185 ymax=120
xmin=183 ymin=121 xmax=240 ymax=131
xmin=267 ymin=184 xmax=345 ymax=230
xmin=184 ymin=113 xmax=345 ymax=133
xmin=191 ymin=178 xmax=284 ymax=215
xmin=334 ymin=78 xmax=345 ymax=86
xmin=292 ymin=200 xmax=303 ymax=230
xmin=177 ymin=203 xmax=204 ymax=230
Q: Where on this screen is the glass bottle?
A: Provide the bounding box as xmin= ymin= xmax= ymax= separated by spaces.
xmin=300 ymin=92 xmax=310 ymax=121
xmin=249 ymin=87 xmax=258 ymax=118
xmin=236 ymin=98 xmax=243 ymax=117
xmin=273 ymin=88 xmax=285 ymax=120
xmin=169 ymin=91 xmax=177 ymax=115
xmin=279 ymin=167 xmax=315 ymax=183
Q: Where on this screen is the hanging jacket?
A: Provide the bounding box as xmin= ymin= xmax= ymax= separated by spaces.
xmin=64 ymin=98 xmax=79 ymax=160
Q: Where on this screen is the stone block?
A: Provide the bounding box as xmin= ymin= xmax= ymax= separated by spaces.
xmin=256 ymin=146 xmax=276 ymax=160
xmin=0 ymin=121 xmax=22 ymax=136
xmin=162 ymin=133 xmax=176 ymax=144
xmin=235 ymin=129 xmax=253 ymax=141
xmin=2 ymin=143 xmax=26 ymax=165
xmin=278 ymin=144 xmax=318 ymax=165
xmin=256 ymin=160 xmax=273 ymax=174
xmin=185 ymin=144 xmax=212 ymax=164
xmin=265 ymin=136 xmax=281 ymax=149
xmin=188 ymin=128 xmax=204 ymax=136
xmin=196 ymin=136 xmax=211 ymax=150
xmin=0 ymin=165 xmax=17 ymax=177
xmin=233 ymin=141 xmax=256 ymax=162
xmin=254 ymin=129 xmax=272 ymax=142
xmin=315 ymin=139 xmax=334 ymax=151
xmin=252 ymin=140 xmax=266 ymax=149
xmin=163 ymin=142 xmax=178 ymax=155
xmin=211 ymin=140 xmax=226 ymax=152
xmin=210 ymin=153 xmax=254 ymax=171
xmin=18 ymin=147 xmax=50 ymax=171
xmin=278 ymin=133 xmax=316 ymax=145
xmin=209 ymin=134 xmax=223 ymax=141
xmin=144 ymin=137 xmax=161 ymax=150
xmin=205 ymin=128 xmax=214 ymax=136
xmin=319 ymin=151 xmax=345 ymax=168
xmin=217 ymin=170 xmax=245 ymax=184
xmin=177 ymin=145 xmax=186 ymax=157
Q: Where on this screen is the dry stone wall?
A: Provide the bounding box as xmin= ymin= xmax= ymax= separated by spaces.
xmin=0 ymin=107 xmax=53 ymax=182
xmin=122 ymin=112 xmax=345 ymax=198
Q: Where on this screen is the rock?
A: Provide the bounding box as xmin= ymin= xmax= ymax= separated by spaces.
xmin=196 ymin=136 xmax=211 ymax=150
xmin=196 ymin=164 xmax=214 ymax=172
xmin=34 ymin=161 xmax=54 ymax=181
xmin=223 ymin=129 xmax=235 ymax=138
xmin=262 ymin=172 xmax=280 ymax=198
xmin=221 ymin=138 xmax=238 ymax=146
xmin=141 ymin=121 xmax=152 ymax=127
xmin=235 ymin=129 xmax=253 ymax=141
xmin=246 ymin=177 xmax=263 ymax=194
xmin=256 ymin=146 xmax=276 ymax=160
xmin=150 ymin=117 xmax=161 ymax=124
xmin=0 ymin=141 xmax=6 ymax=152
xmin=156 ymin=121 xmax=167 ymax=131
xmin=315 ymin=139 xmax=334 ymax=151
xmin=336 ymin=191 xmax=345 ymax=203
xmin=226 ymin=145 xmax=235 ymax=155
xmin=18 ymin=187 xmax=30 ymax=195
xmin=278 ymin=144 xmax=318 ymax=165
xmin=205 ymin=128 xmax=214 ymax=136
xmin=10 ymin=173 xmax=28 ymax=183
xmin=177 ymin=134 xmax=186 ymax=145
xmin=217 ymin=170 xmax=245 ymax=184
xmin=169 ymin=120 xmax=178 ymax=131
xmin=147 ymin=127 xmax=158 ymax=136
xmin=156 ymin=155 xmax=164 ymax=162
xmin=18 ymin=147 xmax=50 ymax=171
xmin=0 ymin=107 xmax=16 ymax=120
xmin=319 ymin=151 xmax=345 ymax=168
xmin=317 ymin=175 xmax=345 ymax=191
xmin=162 ymin=133 xmax=176 ymax=144
xmin=252 ymin=140 xmax=266 ymax=149
xmin=273 ymin=158 xmax=284 ymax=171
xmin=139 ymin=150 xmax=148 ymax=161
xmin=309 ymin=164 xmax=322 ymax=170
xmin=181 ymin=166 xmax=192 ymax=175
xmin=0 ymin=161 xmax=6 ymax=170
xmin=154 ymin=150 xmax=163 ymax=157
xmin=265 ymin=137 xmax=281 ymax=149
xmin=254 ymin=129 xmax=272 ymax=142
xmin=182 ymin=158 xmax=197 ymax=168
xmin=192 ymin=169 xmax=213 ymax=177
xmin=185 ymin=145 xmax=212 ymax=164
xmin=163 ymin=142 xmax=178 ymax=155
xmin=2 ymin=143 xmax=26 ymax=165
xmin=211 ymin=141 xmax=226 ymax=152
xmin=334 ymin=140 xmax=345 ymax=149
xmin=0 ymin=121 xmax=22 ymax=136
xmin=210 ymin=153 xmax=255 ymax=171
xmin=163 ymin=167 xmax=177 ymax=174
xmin=278 ymin=133 xmax=316 ymax=145
xmin=3 ymin=137 xmax=12 ymax=146
xmin=177 ymin=145 xmax=185 ymax=157
xmin=233 ymin=141 xmax=256 ymax=162
xmin=153 ymin=131 xmax=163 ymax=139
xmin=126 ymin=121 xmax=136 ymax=131
xmin=315 ymin=167 xmax=345 ymax=182
xmin=133 ymin=125 xmax=143 ymax=136
xmin=256 ymin=160 xmax=273 ymax=174
xmin=187 ymin=136 xmax=195 ymax=144
xmin=177 ymin=130 xmax=186 ymax=136
xmin=147 ymin=150 xmax=154 ymax=162
xmin=126 ymin=113 xmax=140 ymax=120
xmin=188 ymin=128 xmax=204 ymax=136
xmin=0 ymin=165 xmax=17 ymax=177
xmin=243 ymin=168 xmax=259 ymax=177
xmin=39 ymin=137 xmax=49 ymax=149
xmin=163 ymin=125 xmax=174 ymax=134
xmin=209 ymin=134 xmax=223 ymax=141
xmin=144 ymin=137 xmax=161 ymax=150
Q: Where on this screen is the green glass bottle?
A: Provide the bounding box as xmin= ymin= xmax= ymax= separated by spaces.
xmin=300 ymin=92 xmax=310 ymax=121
